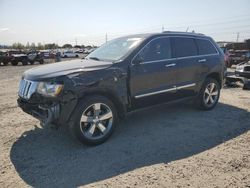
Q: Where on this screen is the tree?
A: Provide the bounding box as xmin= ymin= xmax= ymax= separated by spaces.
xmin=26 ymin=42 xmax=30 ymax=49
xmin=12 ymin=42 xmax=25 ymax=49
xmin=37 ymin=42 xmax=44 ymax=50
xmin=62 ymin=44 xmax=72 ymax=48
xmin=44 ymin=43 xmax=58 ymax=49
xmin=74 ymin=45 xmax=81 ymax=48
xmin=30 ymin=42 xmax=36 ymax=49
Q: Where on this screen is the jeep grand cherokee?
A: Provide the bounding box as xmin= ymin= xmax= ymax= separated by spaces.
xmin=17 ymin=32 xmax=225 ymax=145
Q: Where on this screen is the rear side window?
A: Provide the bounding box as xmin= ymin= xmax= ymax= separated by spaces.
xmin=172 ymin=37 xmax=198 ymax=58
xmin=196 ymin=39 xmax=217 ymax=55
xmin=137 ymin=37 xmax=171 ymax=62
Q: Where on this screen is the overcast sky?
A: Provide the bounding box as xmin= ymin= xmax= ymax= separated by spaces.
xmin=0 ymin=0 xmax=250 ymax=46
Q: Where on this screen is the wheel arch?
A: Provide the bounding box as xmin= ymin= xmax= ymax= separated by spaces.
xmin=206 ymin=72 xmax=222 ymax=88
xmin=79 ymin=90 xmax=127 ymax=119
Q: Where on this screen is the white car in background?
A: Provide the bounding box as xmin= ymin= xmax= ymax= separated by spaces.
xmin=61 ymin=51 xmax=79 ymax=58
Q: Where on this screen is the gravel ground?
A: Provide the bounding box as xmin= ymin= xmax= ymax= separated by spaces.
xmin=0 ymin=63 xmax=249 ymax=188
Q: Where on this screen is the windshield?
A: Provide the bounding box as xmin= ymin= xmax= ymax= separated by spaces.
xmin=86 ymin=37 xmax=143 ymax=62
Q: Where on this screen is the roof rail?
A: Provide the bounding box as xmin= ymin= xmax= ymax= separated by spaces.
xmin=162 ymin=31 xmax=205 ymax=36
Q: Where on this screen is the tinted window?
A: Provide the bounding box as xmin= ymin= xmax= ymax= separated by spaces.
xmin=196 ymin=39 xmax=217 ymax=55
xmin=172 ymin=37 xmax=198 ymax=58
xmin=136 ymin=37 xmax=171 ymax=62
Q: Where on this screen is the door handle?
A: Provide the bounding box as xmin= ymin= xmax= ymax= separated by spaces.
xmin=198 ymin=59 xmax=207 ymax=63
xmin=165 ymin=63 xmax=176 ymax=67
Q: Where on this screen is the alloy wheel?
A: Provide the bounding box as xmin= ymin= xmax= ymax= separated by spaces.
xmin=203 ymin=83 xmax=219 ymax=107
xmin=79 ymin=103 xmax=113 ymax=140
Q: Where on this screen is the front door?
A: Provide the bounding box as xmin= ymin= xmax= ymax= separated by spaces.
xmin=129 ymin=37 xmax=178 ymax=108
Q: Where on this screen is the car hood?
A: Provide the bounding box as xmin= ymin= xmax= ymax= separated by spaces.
xmin=23 ymin=59 xmax=113 ymax=81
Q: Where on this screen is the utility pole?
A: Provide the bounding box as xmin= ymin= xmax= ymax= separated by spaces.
xmin=162 ymin=25 xmax=165 ymax=32
xmin=236 ymin=32 xmax=239 ymax=42
xmin=105 ymin=33 xmax=108 ymax=43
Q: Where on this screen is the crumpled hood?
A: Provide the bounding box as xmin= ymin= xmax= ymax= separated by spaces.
xmin=23 ymin=59 xmax=113 ymax=80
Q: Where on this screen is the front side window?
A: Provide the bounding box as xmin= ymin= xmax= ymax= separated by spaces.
xmin=87 ymin=37 xmax=143 ymax=62
xmin=172 ymin=37 xmax=198 ymax=58
xmin=196 ymin=39 xmax=217 ymax=55
xmin=136 ymin=37 xmax=171 ymax=62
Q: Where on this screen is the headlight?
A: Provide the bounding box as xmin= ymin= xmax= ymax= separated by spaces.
xmin=236 ymin=66 xmax=244 ymax=72
xmin=37 ymin=82 xmax=63 ymax=97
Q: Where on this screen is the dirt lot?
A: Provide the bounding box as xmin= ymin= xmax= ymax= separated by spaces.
xmin=0 ymin=63 xmax=250 ymax=188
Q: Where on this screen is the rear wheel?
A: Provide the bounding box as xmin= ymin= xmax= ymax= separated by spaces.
xmin=3 ymin=60 xmax=8 ymax=66
xmin=69 ymin=95 xmax=118 ymax=145
xmin=195 ymin=78 xmax=220 ymax=110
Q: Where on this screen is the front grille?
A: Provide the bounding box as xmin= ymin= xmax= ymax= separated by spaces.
xmin=18 ymin=79 xmax=38 ymax=100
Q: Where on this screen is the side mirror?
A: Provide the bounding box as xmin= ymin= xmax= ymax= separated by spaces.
xmin=133 ymin=55 xmax=144 ymax=65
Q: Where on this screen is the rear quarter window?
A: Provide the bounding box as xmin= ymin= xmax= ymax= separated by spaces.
xmin=196 ymin=39 xmax=218 ymax=55
xmin=172 ymin=37 xmax=198 ymax=58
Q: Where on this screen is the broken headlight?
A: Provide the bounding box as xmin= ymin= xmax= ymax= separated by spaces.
xmin=37 ymin=82 xmax=63 ymax=97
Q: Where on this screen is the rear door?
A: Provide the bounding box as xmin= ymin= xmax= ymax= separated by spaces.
xmin=171 ymin=37 xmax=201 ymax=98
xmin=130 ymin=37 xmax=178 ymax=107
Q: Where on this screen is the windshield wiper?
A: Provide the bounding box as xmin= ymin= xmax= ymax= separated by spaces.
xmin=88 ymin=57 xmax=100 ymax=61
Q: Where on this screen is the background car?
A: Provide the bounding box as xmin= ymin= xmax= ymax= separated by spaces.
xmin=61 ymin=51 xmax=79 ymax=58
xmin=229 ymin=50 xmax=249 ymax=67
xmin=220 ymin=47 xmax=231 ymax=67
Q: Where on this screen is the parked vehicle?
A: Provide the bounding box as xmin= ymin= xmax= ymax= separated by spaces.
xmin=27 ymin=51 xmax=44 ymax=65
xmin=9 ymin=51 xmax=29 ymax=66
xmin=40 ymin=50 xmax=55 ymax=59
xmin=220 ymin=47 xmax=231 ymax=67
xmin=75 ymin=49 xmax=84 ymax=53
xmin=229 ymin=50 xmax=249 ymax=67
xmin=0 ymin=51 xmax=13 ymax=66
xmin=17 ymin=32 xmax=225 ymax=145
xmin=235 ymin=61 xmax=250 ymax=79
xmin=61 ymin=51 xmax=79 ymax=58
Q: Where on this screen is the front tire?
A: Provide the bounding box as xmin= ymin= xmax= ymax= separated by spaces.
xmin=69 ymin=95 xmax=118 ymax=145
xmin=39 ymin=59 xmax=44 ymax=64
xmin=195 ymin=78 xmax=220 ymax=110
xmin=11 ymin=60 xmax=18 ymax=66
xmin=22 ymin=60 xmax=28 ymax=66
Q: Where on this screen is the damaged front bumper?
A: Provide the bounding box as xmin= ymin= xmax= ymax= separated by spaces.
xmin=17 ymin=98 xmax=61 ymax=128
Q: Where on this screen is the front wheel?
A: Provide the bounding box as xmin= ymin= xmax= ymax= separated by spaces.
xmin=195 ymin=78 xmax=220 ymax=110
xmin=22 ymin=60 xmax=28 ymax=66
xmin=69 ymin=95 xmax=118 ymax=145
xmin=11 ymin=60 xmax=18 ymax=66
xmin=39 ymin=59 xmax=44 ymax=64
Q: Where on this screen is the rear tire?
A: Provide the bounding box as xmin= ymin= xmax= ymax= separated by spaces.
xmin=3 ymin=61 xmax=8 ymax=66
xmin=195 ymin=78 xmax=220 ymax=110
xmin=69 ymin=95 xmax=118 ymax=145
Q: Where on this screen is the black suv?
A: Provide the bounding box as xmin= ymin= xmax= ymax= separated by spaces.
xmin=17 ymin=32 xmax=225 ymax=145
